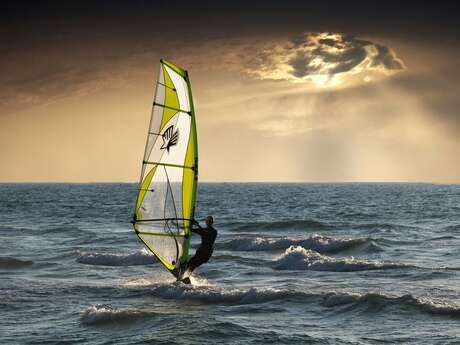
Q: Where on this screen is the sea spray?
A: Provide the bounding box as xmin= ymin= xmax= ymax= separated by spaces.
xmin=81 ymin=304 xmax=157 ymax=325
xmin=221 ymin=234 xmax=371 ymax=253
xmin=275 ymin=245 xmax=406 ymax=271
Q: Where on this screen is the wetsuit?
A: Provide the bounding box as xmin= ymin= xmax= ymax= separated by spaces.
xmin=186 ymin=224 xmax=217 ymax=272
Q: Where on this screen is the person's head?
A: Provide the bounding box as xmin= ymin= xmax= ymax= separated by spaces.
xmin=205 ymin=215 xmax=214 ymax=227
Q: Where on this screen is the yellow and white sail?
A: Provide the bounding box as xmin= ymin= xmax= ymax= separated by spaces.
xmin=133 ymin=59 xmax=198 ymax=274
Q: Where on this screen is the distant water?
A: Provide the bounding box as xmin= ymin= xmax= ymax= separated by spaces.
xmin=1 ymin=183 xmax=460 ymax=344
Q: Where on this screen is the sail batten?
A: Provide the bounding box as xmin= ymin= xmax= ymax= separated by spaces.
xmin=142 ymin=161 xmax=195 ymax=170
xmin=133 ymin=59 xmax=198 ymax=274
xmin=153 ymin=101 xmax=191 ymax=115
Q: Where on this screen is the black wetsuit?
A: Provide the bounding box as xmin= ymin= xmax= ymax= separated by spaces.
xmin=186 ymin=224 xmax=217 ymax=272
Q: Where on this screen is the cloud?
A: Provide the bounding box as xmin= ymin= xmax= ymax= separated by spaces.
xmin=242 ymin=32 xmax=406 ymax=87
xmin=0 ymin=29 xmax=407 ymax=114
xmin=0 ymin=47 xmax=155 ymax=113
xmin=0 ymin=67 xmax=122 ymax=108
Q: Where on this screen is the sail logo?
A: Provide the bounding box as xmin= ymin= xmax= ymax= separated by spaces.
xmin=160 ymin=125 xmax=179 ymax=152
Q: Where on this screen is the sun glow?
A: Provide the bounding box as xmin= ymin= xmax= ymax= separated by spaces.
xmin=245 ymin=32 xmax=406 ymax=88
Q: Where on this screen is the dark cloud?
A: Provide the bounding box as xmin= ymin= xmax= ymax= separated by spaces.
xmin=251 ymin=33 xmax=406 ymax=85
xmin=0 ymin=0 xmax=453 ymax=114
xmin=325 ymin=45 xmax=369 ymax=74
xmin=370 ymin=45 xmax=406 ymax=71
xmin=288 ymin=52 xmax=319 ymax=78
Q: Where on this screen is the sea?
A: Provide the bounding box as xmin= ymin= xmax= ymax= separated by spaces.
xmin=1 ymin=183 xmax=460 ymax=344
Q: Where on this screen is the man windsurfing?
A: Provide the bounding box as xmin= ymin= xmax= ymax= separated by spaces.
xmin=174 ymin=215 xmax=217 ymax=283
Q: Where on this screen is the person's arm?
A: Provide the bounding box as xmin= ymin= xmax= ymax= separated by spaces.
xmin=191 ymin=220 xmax=204 ymax=235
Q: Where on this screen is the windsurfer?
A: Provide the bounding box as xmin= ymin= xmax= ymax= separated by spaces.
xmin=175 ymin=215 xmax=217 ymax=282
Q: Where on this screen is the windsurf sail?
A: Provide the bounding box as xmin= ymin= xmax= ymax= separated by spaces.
xmin=132 ymin=59 xmax=198 ymax=277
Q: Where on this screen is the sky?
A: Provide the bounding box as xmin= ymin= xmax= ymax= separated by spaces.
xmin=1 ymin=0 xmax=460 ymax=182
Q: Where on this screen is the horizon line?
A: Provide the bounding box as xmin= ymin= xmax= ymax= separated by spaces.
xmin=0 ymin=180 xmax=458 ymax=185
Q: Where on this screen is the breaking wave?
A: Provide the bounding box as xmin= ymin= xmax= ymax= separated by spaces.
xmin=77 ymin=249 xmax=155 ymax=266
xmin=142 ymin=284 xmax=305 ymax=305
xmin=0 ymin=257 xmax=33 ymax=269
xmin=274 ymin=246 xmax=406 ymax=271
xmin=81 ymin=304 xmax=157 ymax=325
xmin=122 ymin=281 xmax=460 ymax=318
xmin=221 ymin=235 xmax=373 ymax=253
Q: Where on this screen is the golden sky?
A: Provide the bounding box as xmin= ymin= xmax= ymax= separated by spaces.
xmin=1 ymin=2 xmax=459 ymax=182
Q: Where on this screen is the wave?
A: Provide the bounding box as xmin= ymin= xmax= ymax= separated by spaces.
xmin=322 ymin=291 xmax=460 ymax=317
xmin=122 ymin=275 xmax=304 ymax=304
xmin=121 ymin=279 xmax=460 ymax=318
xmin=0 ymin=257 xmax=33 ymax=269
xmin=441 ymin=224 xmax=460 ymax=233
xmin=220 ymin=234 xmax=372 ymax=254
xmin=42 ymin=225 xmax=81 ymax=234
xmin=81 ymin=304 xmax=157 ymax=325
xmin=429 ymin=235 xmax=458 ymax=241
xmin=228 ymin=219 xmax=330 ymax=233
xmin=353 ymin=222 xmax=422 ymax=233
xmin=77 ymin=249 xmax=155 ymax=266
xmin=0 ymin=225 xmax=35 ymax=233
xmin=142 ymin=284 xmax=306 ymax=305
xmin=274 ymin=246 xmax=406 ymax=272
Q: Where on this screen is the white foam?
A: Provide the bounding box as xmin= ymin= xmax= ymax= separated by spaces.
xmin=81 ymin=304 xmax=155 ymax=324
xmin=139 ymin=283 xmax=301 ymax=304
xmin=121 ymin=271 xmax=175 ymax=287
xmin=299 ymin=235 xmax=368 ymax=253
xmin=77 ymin=248 xmax=155 ymax=266
xmin=275 ymin=245 xmax=404 ymax=271
xmin=121 ymin=271 xmax=211 ymax=288
xmin=416 ymin=296 xmax=460 ymax=316
xmin=121 ymin=277 xmax=460 ymax=317
xmin=225 ymin=235 xmax=368 ymax=253
xmin=189 ymin=275 xmax=211 ymax=287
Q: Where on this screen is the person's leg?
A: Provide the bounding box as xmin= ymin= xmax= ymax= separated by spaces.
xmin=176 ymin=257 xmax=202 ymax=284
xmin=172 ymin=260 xmax=190 ymax=280
xmin=186 ymin=254 xmax=207 ymax=274
xmin=178 ymin=249 xmax=211 ymax=282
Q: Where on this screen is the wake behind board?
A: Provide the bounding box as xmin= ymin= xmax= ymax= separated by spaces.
xmin=132 ymin=59 xmax=198 ymax=281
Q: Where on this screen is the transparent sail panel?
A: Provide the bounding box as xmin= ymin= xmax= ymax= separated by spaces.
xmin=139 ymin=233 xmax=184 ymax=268
xmin=137 ymin=167 xmax=185 ymax=231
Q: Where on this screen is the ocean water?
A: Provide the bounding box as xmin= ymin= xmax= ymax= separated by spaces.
xmin=1 ymin=183 xmax=460 ymax=345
